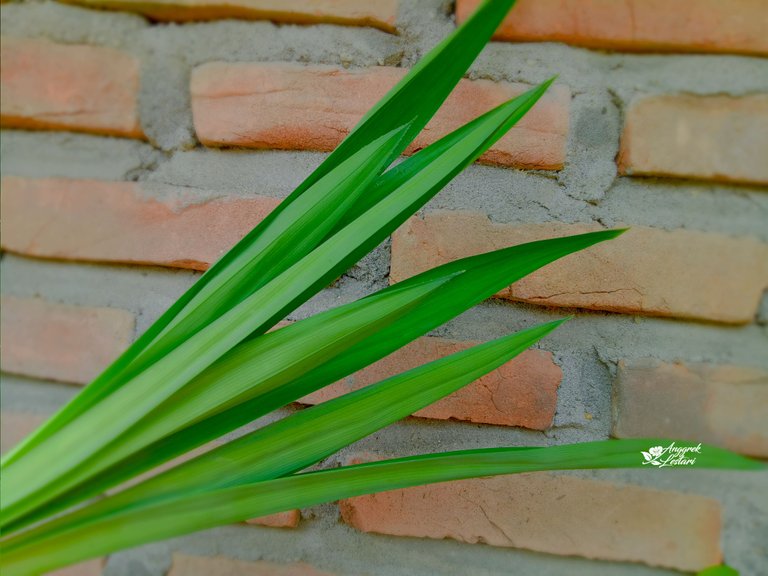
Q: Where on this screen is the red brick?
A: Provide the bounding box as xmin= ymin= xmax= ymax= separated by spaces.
xmin=390 ymin=212 xmax=768 ymax=324
xmin=618 ymin=94 xmax=768 ymax=186
xmin=59 ymin=0 xmax=398 ymax=32
xmin=300 ymin=338 xmax=561 ymax=430
xmin=0 ymin=411 xmax=48 ymax=454
xmin=457 ymin=0 xmax=768 ymax=56
xmin=191 ymin=63 xmax=570 ymax=170
xmin=0 ymin=176 xmax=281 ymax=271
xmin=245 ymin=509 xmax=300 ymax=528
xmin=0 ymin=295 xmax=135 ymax=385
xmin=0 ymin=37 xmax=143 ymax=138
xmin=613 ymin=359 xmax=768 ymax=458
xmin=168 ymin=554 xmax=336 ymax=576
xmin=340 ymin=471 xmax=722 ymax=572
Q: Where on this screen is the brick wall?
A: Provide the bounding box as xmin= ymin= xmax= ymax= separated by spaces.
xmin=1 ymin=1 xmax=766 ymax=575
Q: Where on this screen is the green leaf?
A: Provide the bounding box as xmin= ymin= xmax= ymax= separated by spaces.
xmin=0 ymin=0 xmax=519 ymax=468
xmin=1 ymin=78 xmax=561 ymax=526
xmin=312 ymin=0 xmax=518 ymax=178
xmin=11 ymin=320 xmax=565 ymax=541
xmin=0 ymin=271 xmax=452 ymax=526
xmin=7 ymin=228 xmax=621 ymax=532
xmin=335 ymin=77 xmax=556 ymax=232
xmin=10 ymin=271 xmax=461 ymax=518
xmin=0 ymin=122 xmax=409 ymax=468
xmin=134 ymin=320 xmax=567 ymax=494
xmin=2 ymin=440 xmax=759 ymax=576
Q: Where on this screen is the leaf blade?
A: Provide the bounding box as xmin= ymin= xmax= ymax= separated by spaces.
xmin=2 ymin=439 xmax=759 ymax=576
xmin=1 ymin=78 xmax=564 ymax=522
xmin=16 ymin=320 xmax=563 ymax=538
xmin=5 ymin=229 xmax=622 ymax=531
xmin=1 ymin=0 xmax=519 ymax=467
xmin=0 ymin=270 xmax=452 ymax=525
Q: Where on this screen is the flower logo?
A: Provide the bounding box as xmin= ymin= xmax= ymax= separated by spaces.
xmin=641 ymin=445 xmax=665 ymax=466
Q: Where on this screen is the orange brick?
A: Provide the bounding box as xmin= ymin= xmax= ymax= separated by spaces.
xmin=340 ymin=471 xmax=722 ymax=572
xmin=0 ymin=296 xmax=135 ymax=385
xmin=618 ymin=94 xmax=768 ymax=186
xmin=191 ymin=63 xmax=570 ymax=170
xmin=390 ymin=212 xmax=768 ymax=324
xmin=0 ymin=37 xmax=143 ymax=138
xmin=300 ymin=338 xmax=561 ymax=430
xmin=168 ymin=554 xmax=336 ymax=576
xmin=457 ymin=0 xmax=768 ymax=56
xmin=0 ymin=176 xmax=281 ymax=271
xmin=0 ymin=411 xmax=48 ymax=454
xmin=59 ymin=0 xmax=398 ymax=32
xmin=613 ymin=359 xmax=768 ymax=458
xmin=245 ymin=510 xmax=300 ymax=528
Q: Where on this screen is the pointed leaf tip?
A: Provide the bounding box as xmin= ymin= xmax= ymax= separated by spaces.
xmin=542 ymin=75 xmax=559 ymax=88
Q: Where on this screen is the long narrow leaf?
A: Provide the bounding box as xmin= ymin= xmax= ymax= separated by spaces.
xmin=6 ymin=228 xmax=623 ymax=532
xmin=13 ymin=227 xmax=618 ymax=531
xmin=10 ymin=320 xmax=564 ymax=541
xmin=1 ymin=440 xmax=759 ymax=575
xmin=0 ymin=123 xmax=409 ymax=466
xmin=1 ymin=0 xmax=518 ymax=467
xmin=1 ymin=78 xmax=561 ymax=525
xmin=0 ymin=272 xmax=454 ymax=525
xmin=8 ymin=271 xmax=461 ymax=519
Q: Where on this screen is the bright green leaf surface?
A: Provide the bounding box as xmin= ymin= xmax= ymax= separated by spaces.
xmin=9 ymin=320 xmax=564 ymax=543
xmin=1 ymin=440 xmax=760 ymax=575
xmin=0 ymin=0 xmax=517 ymax=468
xmin=6 ymin=228 xmax=622 ymax=532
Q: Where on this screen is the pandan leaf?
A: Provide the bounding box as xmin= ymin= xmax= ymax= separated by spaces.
xmin=0 ymin=269 xmax=451 ymax=525
xmin=7 ymin=320 xmax=563 ymax=545
xmin=1 ymin=79 xmax=559 ymax=526
xmin=1 ymin=0 xmax=518 ymax=468
xmin=1 ymin=440 xmax=759 ymax=576
xmin=7 ymin=229 xmax=621 ymax=532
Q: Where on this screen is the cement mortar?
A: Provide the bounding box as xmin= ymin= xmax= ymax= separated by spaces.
xmin=0 ymin=130 xmax=161 ymax=181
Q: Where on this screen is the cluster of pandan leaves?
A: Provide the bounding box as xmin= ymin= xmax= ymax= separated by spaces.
xmin=0 ymin=1 xmax=759 ymax=574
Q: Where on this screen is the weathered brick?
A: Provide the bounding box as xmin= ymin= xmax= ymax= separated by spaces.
xmin=613 ymin=359 xmax=768 ymax=458
xmin=457 ymin=0 xmax=768 ymax=56
xmin=0 ymin=37 xmax=143 ymax=139
xmin=191 ymin=63 xmax=570 ymax=170
xmin=0 ymin=295 xmax=135 ymax=385
xmin=390 ymin=211 xmax=768 ymax=324
xmin=246 ymin=510 xmax=300 ymax=528
xmin=0 ymin=176 xmax=281 ymax=270
xmin=168 ymin=554 xmax=336 ymax=576
xmin=340 ymin=471 xmax=722 ymax=572
xmin=0 ymin=411 xmax=47 ymax=454
xmin=618 ymin=94 xmax=768 ymax=186
xmin=300 ymin=338 xmax=561 ymax=430
xmin=58 ymin=0 xmax=398 ymax=32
